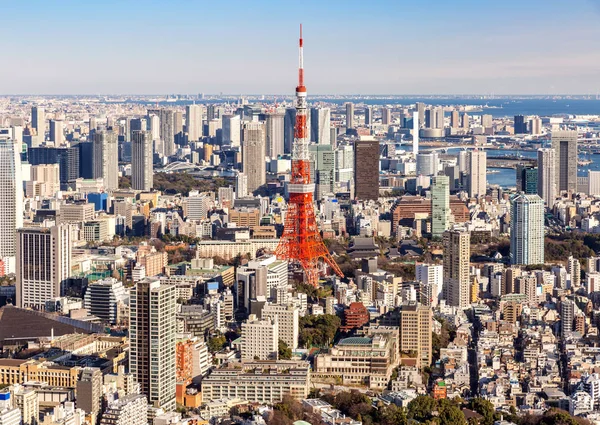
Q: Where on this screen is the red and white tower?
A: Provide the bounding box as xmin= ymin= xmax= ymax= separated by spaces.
xmin=275 ymin=25 xmax=343 ymax=287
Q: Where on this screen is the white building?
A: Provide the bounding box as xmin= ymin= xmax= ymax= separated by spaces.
xmin=262 ymin=303 xmax=299 ymax=350
xmin=0 ymin=392 xmax=21 ymax=425
xmin=537 ymin=148 xmax=557 ymax=207
xmin=0 ymin=137 xmax=23 ymax=274
xmin=415 ymin=263 xmax=443 ymax=307
xmin=510 ymin=194 xmax=544 ymax=266
xmin=99 ymin=394 xmax=148 ymax=425
xmin=467 ymin=150 xmax=486 ymax=198
xmin=241 ymin=314 xmax=278 ymax=360
xmin=186 ymin=104 xmax=204 ymax=142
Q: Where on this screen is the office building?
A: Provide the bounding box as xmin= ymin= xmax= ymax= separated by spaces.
xmin=510 ymin=194 xmax=545 ymax=266
xmin=222 ymin=114 xmax=241 ymax=147
xmin=381 ymin=107 xmax=391 ymax=125
xmin=354 ymin=138 xmax=379 ymax=201
xmin=185 ymin=104 xmax=203 ymax=142
xmin=425 ymin=107 xmax=444 ymax=129
xmin=241 ymin=314 xmax=278 ymax=360
xmin=309 ymin=144 xmax=335 ymax=199
xmin=552 ymin=130 xmax=578 ymax=193
xmin=537 ymin=148 xmax=557 ymax=207
xmin=514 ymin=115 xmax=527 ymax=134
xmin=467 ymin=150 xmax=486 ymax=198
xmin=130 ymin=278 xmax=176 ymax=410
xmin=415 ymin=102 xmax=425 ymax=127
xmin=345 ymin=102 xmax=354 ymax=131
xmin=450 ymin=110 xmax=460 ymax=128
xmin=236 ymin=172 xmax=247 ymax=198
xmin=76 ymin=368 xmax=103 ymax=419
xmin=399 ymin=302 xmax=432 ymax=369
xmin=16 ymin=225 xmax=71 ymax=310
xmin=431 ymin=175 xmax=451 ymax=239
xmin=364 ymin=106 xmax=372 ymax=126
xmin=443 ymin=228 xmax=470 ymax=308
xmin=27 ymin=163 xmax=60 ymax=198
xmin=99 ymin=394 xmax=148 ymax=425
xmin=60 ymin=202 xmax=95 ymax=223
xmin=201 ymin=361 xmax=310 ymax=404
xmin=0 ymin=139 xmax=23 ymax=273
xmin=84 ymin=278 xmax=129 ymax=324
xmin=31 ymin=106 xmax=45 ymax=140
xmin=49 ymin=119 xmax=64 ymax=145
xmin=516 ymin=165 xmax=538 ymax=194
xmin=10 ymin=385 xmax=37 ymax=425
xmin=29 ymin=146 xmax=80 ymax=187
xmin=310 ymin=107 xmax=331 ymax=145
xmin=265 ymin=112 xmax=285 ymax=158
xmin=242 ymin=122 xmax=266 ymax=193
xmin=481 ymin=114 xmax=493 ymax=129
xmin=284 ymin=108 xmax=296 ymax=154
xmin=416 ymin=152 xmax=438 ymax=176
xmin=413 ymin=110 xmax=419 ymax=155
xmin=261 ymin=303 xmax=299 ymax=350
xmin=0 ymin=392 xmax=20 ymax=425
xmin=93 ymin=130 xmax=119 ymax=191
xmin=131 ymin=130 xmax=153 ymax=191
xmin=529 ymin=117 xmax=542 ymax=135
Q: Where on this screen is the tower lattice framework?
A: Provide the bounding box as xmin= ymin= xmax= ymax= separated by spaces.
xmin=275 ymin=25 xmax=343 ymax=287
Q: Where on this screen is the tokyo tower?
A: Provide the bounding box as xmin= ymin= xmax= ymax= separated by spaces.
xmin=275 ymin=25 xmax=344 ymax=287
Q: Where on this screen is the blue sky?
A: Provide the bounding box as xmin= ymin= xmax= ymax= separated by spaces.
xmin=2 ymin=0 xmax=600 ymax=94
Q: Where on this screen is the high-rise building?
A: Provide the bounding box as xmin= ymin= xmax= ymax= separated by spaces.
xmin=425 ymin=107 xmax=444 ymax=129
xmin=309 ymin=144 xmax=335 ymax=199
xmin=310 ymin=107 xmax=331 ymax=145
xmin=76 ymin=368 xmax=103 ymax=420
xmin=413 ymin=111 xmax=419 ymax=155
xmin=284 ymin=108 xmax=296 ymax=154
xmin=131 ymin=130 xmax=153 ymax=191
xmin=462 ymin=113 xmax=469 ymax=130
xmin=568 ymin=255 xmax=581 ymax=288
xmin=261 ymin=303 xmax=299 ymax=350
xmin=236 ymin=172 xmax=248 ymax=198
xmin=354 ymin=138 xmax=379 ymax=201
xmin=49 ymin=120 xmax=64 ymax=145
xmin=381 ymin=108 xmax=391 ymax=125
xmin=364 ymin=106 xmax=372 ymax=126
xmin=552 ymin=130 xmax=578 ymax=193
xmin=345 ymin=103 xmax=354 ymax=131
xmin=31 ymin=106 xmax=45 ymax=140
xmin=130 ymin=278 xmax=176 ymax=410
xmin=514 ymin=115 xmax=527 ymax=134
xmin=415 ymin=263 xmax=443 ymax=307
xmin=561 ymin=299 xmax=574 ymax=337
xmin=241 ymin=314 xmax=278 ymax=360
xmin=222 ymin=114 xmax=241 ymax=147
xmin=442 ymin=228 xmax=470 ymax=308
xmin=398 ymin=302 xmax=432 ymax=369
xmin=516 ymin=165 xmax=538 ymax=194
xmin=416 ymin=152 xmax=438 ymax=176
xmin=467 ymin=150 xmax=486 ymax=198
xmin=510 ymin=193 xmax=545 ymax=266
xmin=450 ymin=110 xmax=460 ymax=129
xmin=16 ymin=225 xmax=71 ymax=310
xmin=242 ymin=122 xmax=266 ymax=193
xmin=481 ymin=114 xmax=493 ymax=129
xmin=431 ymin=175 xmax=450 ymax=239
xmin=529 ymin=117 xmax=542 ymax=135
xmin=265 ymin=113 xmax=285 ymax=158
xmin=10 ymin=385 xmax=38 ymax=425
xmin=84 ymin=278 xmax=128 ymax=324
xmin=29 ymin=146 xmax=80 ymax=187
xmin=0 ymin=138 xmax=23 ymax=273
xmin=93 ymin=130 xmax=119 ymax=191
xmin=148 ymin=109 xmax=175 ymax=157
xmin=537 ymin=148 xmax=557 ymax=207
xmin=185 ymin=104 xmax=203 ymax=142
xmin=415 ymin=102 xmax=425 ymax=128
xmin=27 ymin=164 xmax=60 ymax=197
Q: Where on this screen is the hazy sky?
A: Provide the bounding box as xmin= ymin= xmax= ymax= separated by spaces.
xmin=2 ymin=0 xmax=600 ymax=95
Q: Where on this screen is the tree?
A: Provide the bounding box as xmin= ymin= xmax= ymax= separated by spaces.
xmin=278 ymin=340 xmax=292 ymax=360
xmin=438 ymin=398 xmax=466 ymax=425
xmin=407 ymin=395 xmax=436 ymax=422
xmin=469 ymin=397 xmax=497 ymax=425
xmin=299 ymin=314 xmax=341 ymax=348
xmin=207 ymin=335 xmax=226 ymax=353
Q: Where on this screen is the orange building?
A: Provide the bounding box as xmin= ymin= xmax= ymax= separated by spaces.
xmin=341 ymin=302 xmax=370 ymax=332
xmin=433 ymin=380 xmax=447 ymax=399
xmin=176 ymin=340 xmax=193 ymax=383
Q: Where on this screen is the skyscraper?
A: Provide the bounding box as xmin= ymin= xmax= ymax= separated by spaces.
xmin=265 ymin=112 xmax=285 ymax=158
xmin=149 ymin=109 xmax=175 ymax=157
xmin=284 ymin=108 xmax=296 ymax=154
xmin=222 ymin=114 xmax=241 ymax=147
xmin=516 ymin=165 xmax=538 ymax=194
xmin=425 ymin=107 xmax=444 ymax=129
xmin=462 ymin=113 xmax=469 ymax=130
xmin=364 ymin=106 xmax=372 ymax=126
xmin=132 ymin=130 xmax=153 ymax=191
xmin=510 ymin=193 xmax=545 ymax=266
xmin=310 ymin=107 xmax=331 ymax=145
xmin=431 ymin=175 xmax=450 ymax=239
xmin=93 ymin=130 xmax=119 ymax=191
xmin=416 ymin=152 xmax=438 ymax=176
xmin=0 ymin=138 xmax=23 ymax=273
xmin=345 ymin=102 xmax=354 ymax=131
xmin=450 ymin=110 xmax=460 ymax=128
xmin=561 ymin=299 xmax=574 ymax=337
xmin=537 ymin=148 xmax=557 ymax=207
xmin=514 ymin=115 xmax=527 ymax=134
xmin=49 ymin=120 xmax=64 ymax=145
xmin=415 ymin=102 xmax=425 ymax=128
xmin=242 ymin=122 xmax=266 ymax=193
xmin=309 ymin=144 xmax=335 ymax=199
xmin=552 ymin=130 xmax=578 ymax=193
xmin=130 ymin=278 xmax=176 ymax=410
xmin=381 ymin=108 xmax=391 ymax=125
xmin=354 ymin=138 xmax=379 ymax=201
xmin=398 ymin=302 xmax=432 ymax=369
xmin=31 ymin=106 xmax=45 ymax=140
xmin=443 ymin=228 xmax=470 ymax=308
xmin=16 ymin=225 xmax=71 ymax=310
xmin=186 ymin=104 xmax=203 ymax=142
xmin=467 ymin=150 xmax=486 ymax=198
xmin=413 ymin=110 xmax=419 ymax=156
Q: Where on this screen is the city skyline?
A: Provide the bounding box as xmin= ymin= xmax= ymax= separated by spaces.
xmin=2 ymin=0 xmax=600 ymax=95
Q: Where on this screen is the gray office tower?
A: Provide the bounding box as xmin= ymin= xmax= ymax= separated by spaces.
xmin=93 ymin=130 xmax=119 ymax=191
xmin=551 ymin=130 xmax=577 ymax=193
xmin=148 ymin=109 xmax=175 ymax=157
xmin=31 ymin=106 xmax=45 ymax=139
xmin=132 ymin=131 xmax=153 ymax=191
xmin=310 ymin=107 xmax=331 ymax=145
xmin=284 ymin=108 xmax=296 ymax=154
xmin=345 ymin=102 xmax=354 ymax=131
